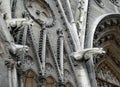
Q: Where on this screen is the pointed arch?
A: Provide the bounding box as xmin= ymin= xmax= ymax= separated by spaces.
xmin=85 ymin=13 xmax=120 ymax=48
xmin=96 ymin=61 xmax=120 ymax=87
xmin=24 ymin=70 xmax=37 ymax=87
xmin=65 ymin=82 xmax=73 ymax=87
xmin=46 ymin=76 xmax=56 ymax=87
xmin=92 ymin=14 xmax=120 ymax=87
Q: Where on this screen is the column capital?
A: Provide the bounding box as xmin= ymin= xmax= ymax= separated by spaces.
xmin=5 ymin=58 xmax=16 ymax=69
xmin=57 ymin=81 xmax=65 ymax=87
xmin=37 ymin=73 xmax=47 ymax=87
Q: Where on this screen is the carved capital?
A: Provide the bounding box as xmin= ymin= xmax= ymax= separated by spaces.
xmin=57 ymin=81 xmax=65 ymax=87
xmin=37 ymin=73 xmax=47 ymax=86
xmin=5 ymin=58 xmax=16 ymax=69
xmin=57 ymin=29 xmax=63 ymax=37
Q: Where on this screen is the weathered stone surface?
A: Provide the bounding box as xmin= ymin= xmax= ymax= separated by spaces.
xmin=0 ymin=0 xmax=120 ymax=87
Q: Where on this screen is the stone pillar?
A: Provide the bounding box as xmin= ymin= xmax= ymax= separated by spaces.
xmin=86 ymin=58 xmax=98 ymax=87
xmin=58 ymin=81 xmax=65 ymax=87
xmin=20 ymin=76 xmax=24 ymax=87
xmin=8 ymin=66 xmax=12 ymax=87
xmin=12 ymin=63 xmax=18 ymax=87
xmin=5 ymin=59 xmax=13 ymax=87
xmin=41 ymin=27 xmax=47 ymax=76
xmin=5 ymin=59 xmax=18 ymax=87
xmin=58 ymin=30 xmax=64 ymax=83
xmin=37 ymin=74 xmax=46 ymax=87
xmin=74 ymin=61 xmax=91 ymax=87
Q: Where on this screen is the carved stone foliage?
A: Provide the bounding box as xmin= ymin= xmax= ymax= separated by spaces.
xmin=22 ymin=55 xmax=34 ymax=70
xmin=45 ymin=63 xmax=54 ymax=73
xmin=110 ymin=0 xmax=120 ymax=7
xmin=64 ymin=69 xmax=70 ymax=80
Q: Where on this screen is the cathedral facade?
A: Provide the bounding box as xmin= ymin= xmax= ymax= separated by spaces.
xmin=0 ymin=0 xmax=120 ymax=87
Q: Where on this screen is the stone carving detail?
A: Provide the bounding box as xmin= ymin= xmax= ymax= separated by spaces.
xmin=94 ymin=0 xmax=104 ymax=8
xmin=64 ymin=69 xmax=70 ymax=80
xmin=71 ymin=48 xmax=105 ymax=60
xmin=22 ymin=55 xmax=34 ymax=70
xmin=110 ymin=0 xmax=120 ymax=7
xmin=24 ymin=0 xmax=55 ymax=27
xmin=96 ymin=64 xmax=120 ymax=87
xmin=93 ymin=17 xmax=120 ymax=87
xmin=45 ymin=63 xmax=54 ymax=73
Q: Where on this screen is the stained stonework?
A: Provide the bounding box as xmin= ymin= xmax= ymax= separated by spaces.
xmin=0 ymin=0 xmax=120 ymax=87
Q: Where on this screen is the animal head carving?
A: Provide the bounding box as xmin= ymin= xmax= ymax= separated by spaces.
xmin=85 ymin=48 xmax=106 ymax=55
xmin=70 ymin=48 xmax=106 ymax=61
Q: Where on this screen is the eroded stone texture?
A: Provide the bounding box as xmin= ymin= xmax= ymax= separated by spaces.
xmin=0 ymin=0 xmax=120 ymax=87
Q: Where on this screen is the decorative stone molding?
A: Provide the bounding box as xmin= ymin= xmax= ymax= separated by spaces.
xmin=45 ymin=63 xmax=54 ymax=73
xmin=96 ymin=63 xmax=120 ymax=86
xmin=94 ymin=0 xmax=104 ymax=8
xmin=110 ymin=0 xmax=120 ymax=7
xmin=93 ymin=16 xmax=120 ymax=87
xmin=5 ymin=58 xmax=16 ymax=69
xmin=24 ymin=0 xmax=56 ymax=27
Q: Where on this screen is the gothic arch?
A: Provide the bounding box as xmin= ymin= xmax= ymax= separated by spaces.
xmin=46 ymin=76 xmax=56 ymax=87
xmin=24 ymin=70 xmax=37 ymax=87
xmin=65 ymin=82 xmax=73 ymax=87
xmin=93 ymin=14 xmax=120 ymax=87
xmin=85 ymin=13 xmax=120 ymax=48
xmin=95 ymin=60 xmax=120 ymax=87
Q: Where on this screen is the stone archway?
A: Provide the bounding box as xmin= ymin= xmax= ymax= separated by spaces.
xmin=46 ymin=76 xmax=56 ymax=87
xmin=66 ymin=82 xmax=73 ymax=87
xmin=93 ymin=15 xmax=120 ymax=87
xmin=25 ymin=70 xmax=37 ymax=87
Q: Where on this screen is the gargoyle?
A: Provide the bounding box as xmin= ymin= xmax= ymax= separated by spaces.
xmin=9 ymin=42 xmax=29 ymax=55
xmin=6 ymin=18 xmax=33 ymax=29
xmin=0 ymin=15 xmax=29 ymax=55
xmin=70 ymin=48 xmax=105 ymax=60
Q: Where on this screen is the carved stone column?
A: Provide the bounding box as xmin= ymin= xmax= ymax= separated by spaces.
xmin=12 ymin=63 xmax=18 ymax=87
xmin=57 ymin=80 xmax=65 ymax=87
xmin=86 ymin=58 xmax=98 ymax=87
xmin=5 ymin=59 xmax=18 ymax=87
xmin=6 ymin=63 xmax=12 ymax=87
xmin=37 ymin=74 xmax=46 ymax=87
xmin=20 ymin=75 xmax=24 ymax=87
xmin=57 ymin=29 xmax=64 ymax=83
xmin=41 ymin=25 xmax=47 ymax=76
xmin=74 ymin=61 xmax=91 ymax=87
xmin=56 ymin=29 xmax=66 ymax=87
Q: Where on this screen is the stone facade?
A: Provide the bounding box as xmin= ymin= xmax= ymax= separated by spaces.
xmin=0 ymin=0 xmax=120 ymax=87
